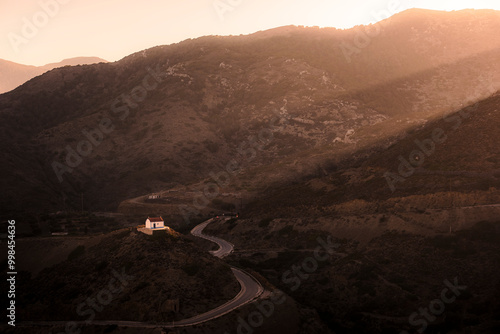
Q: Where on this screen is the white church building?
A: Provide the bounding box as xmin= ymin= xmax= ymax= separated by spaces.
xmin=138 ymin=216 xmax=170 ymax=235
xmin=145 ymin=216 xmax=166 ymax=229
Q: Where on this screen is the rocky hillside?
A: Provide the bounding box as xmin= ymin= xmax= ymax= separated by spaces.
xmin=245 ymin=92 xmax=500 ymax=218
xmin=1 ymin=9 xmax=499 ymax=220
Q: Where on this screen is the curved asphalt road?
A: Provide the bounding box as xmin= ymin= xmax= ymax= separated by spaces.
xmin=191 ymin=218 xmax=234 ymax=258
xmin=173 ymin=267 xmax=263 ymax=327
xmin=20 ymin=218 xmax=263 ymax=330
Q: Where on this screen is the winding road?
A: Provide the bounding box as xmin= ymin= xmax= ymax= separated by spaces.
xmin=19 ymin=218 xmax=263 ymax=330
xmin=168 ymin=218 xmax=263 ymax=327
xmin=191 ymin=218 xmax=235 ymax=258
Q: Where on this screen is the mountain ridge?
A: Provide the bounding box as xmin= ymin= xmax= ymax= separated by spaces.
xmin=0 ymin=56 xmax=108 ymax=94
xmin=0 ymin=9 xmax=499 ymax=220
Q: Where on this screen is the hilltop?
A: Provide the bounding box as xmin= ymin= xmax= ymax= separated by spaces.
xmin=4 ymin=229 xmax=239 ymax=323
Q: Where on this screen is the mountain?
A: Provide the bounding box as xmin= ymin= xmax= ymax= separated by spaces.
xmin=3 ymin=8 xmax=500 ymax=334
xmin=1 ymin=9 xmax=499 ymax=221
xmin=0 ymin=57 xmax=108 ymax=94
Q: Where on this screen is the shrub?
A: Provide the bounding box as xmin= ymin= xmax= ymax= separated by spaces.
xmin=211 ymin=199 xmax=236 ymax=211
xmin=354 ymin=280 xmax=377 ymax=297
xmin=133 ymin=281 xmax=150 ymax=292
xmin=95 ymin=260 xmax=109 ymax=271
xmin=204 ymin=140 xmax=220 ymax=153
xmin=278 ymin=225 xmax=294 ymax=236
xmin=104 ymin=325 xmax=118 ymax=333
xmin=227 ymin=218 xmax=238 ymax=225
xmin=259 ymin=217 xmax=273 ymax=228
xmin=182 ymin=263 xmax=200 ymax=276
xmin=428 ymin=235 xmax=458 ymax=249
xmin=67 ymin=245 xmax=85 ymax=261
xmin=456 ymin=221 xmax=500 ymax=243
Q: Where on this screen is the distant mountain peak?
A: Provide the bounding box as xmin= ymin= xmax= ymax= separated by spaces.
xmin=42 ymin=57 xmax=109 ymax=69
xmin=0 ymin=56 xmax=108 ymax=94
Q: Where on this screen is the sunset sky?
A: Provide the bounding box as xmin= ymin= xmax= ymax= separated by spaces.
xmin=1 ymin=0 xmax=499 ymax=66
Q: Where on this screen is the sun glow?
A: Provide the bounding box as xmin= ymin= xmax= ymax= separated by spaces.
xmin=303 ymin=0 xmax=500 ymax=29
xmin=1 ymin=0 xmax=499 ymax=65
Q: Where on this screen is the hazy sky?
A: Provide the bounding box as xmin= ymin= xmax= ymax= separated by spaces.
xmin=1 ymin=0 xmax=499 ymax=66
